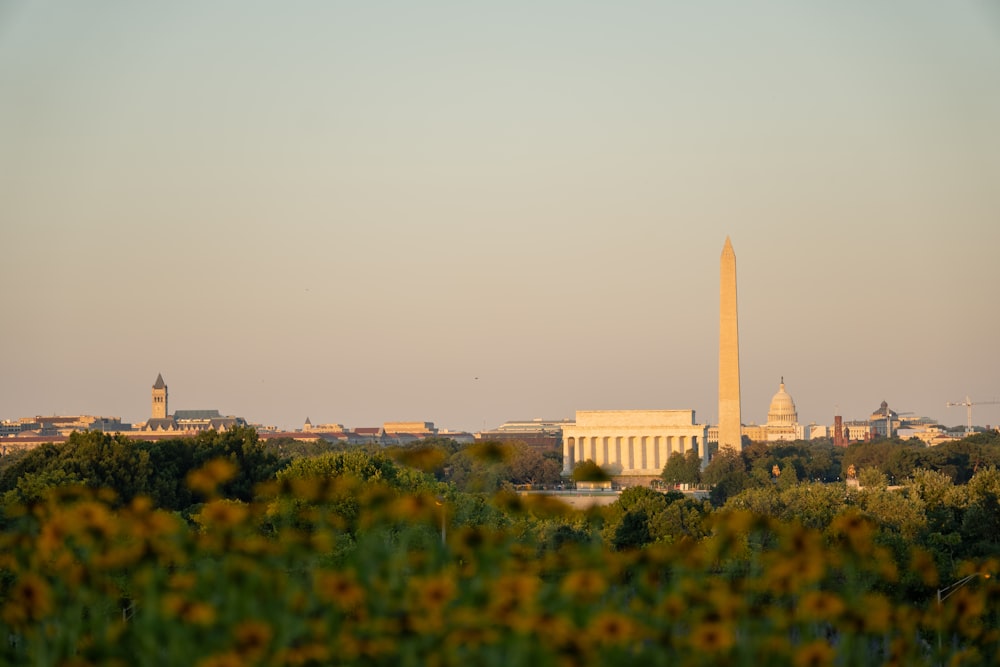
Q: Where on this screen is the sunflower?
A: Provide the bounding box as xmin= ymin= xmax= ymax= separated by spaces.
xmin=234 ymin=619 xmax=273 ymax=659
xmin=795 ymin=590 xmax=846 ymax=623
xmin=793 ymin=639 xmax=835 ymax=667
xmin=411 ymin=573 xmax=457 ymax=613
xmin=589 ymin=612 xmax=638 ymax=646
xmin=186 ymin=458 xmax=237 ymax=496
xmin=561 ymin=569 xmax=608 ymax=601
xmin=909 ymin=547 xmax=939 ymax=587
xmin=689 ymin=620 xmax=735 ymax=652
xmin=198 ymin=500 xmax=250 ymax=529
xmin=315 ymin=570 xmax=366 ymax=610
xmin=161 ymin=593 xmax=216 ymax=626
xmin=195 ymin=652 xmax=243 ymax=667
xmin=2 ymin=573 xmax=53 ymax=624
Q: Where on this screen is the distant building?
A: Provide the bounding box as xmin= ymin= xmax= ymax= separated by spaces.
xmin=302 ymin=418 xmax=345 ymax=434
xmin=809 ymin=424 xmax=829 ymax=439
xmin=898 ymin=423 xmax=961 ymax=446
xmin=352 ymin=427 xmax=385 ymax=444
xmin=868 ymin=400 xmax=900 ymax=438
xmin=762 ymin=379 xmax=805 ymax=442
xmin=383 ymin=421 xmax=437 ymax=436
xmin=152 ymin=373 xmax=168 ymax=419
xmin=477 ymin=418 xmax=571 ymax=451
xmin=1 ymin=415 xmax=129 ymax=437
xmin=844 ymin=420 xmax=872 ymax=442
xmin=708 ymin=379 xmax=806 ymax=444
xmin=833 ymin=416 xmax=847 ymax=447
xmin=141 ymin=374 xmax=247 ymax=433
xmin=562 ymin=410 xmax=707 ymax=477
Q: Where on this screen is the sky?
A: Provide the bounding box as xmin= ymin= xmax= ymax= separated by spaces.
xmin=2 ymin=1 xmax=999 ymax=433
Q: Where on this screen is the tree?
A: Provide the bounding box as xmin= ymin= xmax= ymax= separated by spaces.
xmin=857 ymin=467 xmax=888 ymax=490
xmin=507 ymin=443 xmax=562 ymax=486
xmin=278 ymin=449 xmax=400 ymax=484
xmin=139 ymin=437 xmax=200 ymax=510
xmin=0 ymin=432 xmax=152 ymax=506
xmin=571 ymin=459 xmax=610 ymax=483
xmin=2 ymin=469 xmax=82 ymax=506
xmin=446 ymin=443 xmax=514 ymax=493
xmin=601 ymin=486 xmax=697 ymax=546
xmin=960 ymin=466 xmax=1000 ymax=557
xmin=703 ymin=446 xmax=748 ymax=506
xmin=190 ymin=427 xmax=284 ymax=502
xmin=385 ymin=439 xmax=462 ymax=480
xmin=661 ymin=449 xmax=701 ymax=486
xmin=612 ymin=510 xmax=651 ymax=551
xmin=655 ymin=497 xmax=712 ymax=542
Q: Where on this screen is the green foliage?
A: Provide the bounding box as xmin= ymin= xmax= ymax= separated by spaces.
xmin=6 ymin=438 xmax=1000 ymax=664
xmin=660 ymin=449 xmax=702 ymax=486
xmin=612 ymin=509 xmax=651 ymax=551
xmin=278 ymin=449 xmax=400 ymax=484
xmin=742 ymin=440 xmax=842 ymax=483
xmin=960 ymin=466 xmax=1000 ymax=557
xmin=0 ymin=432 xmax=151 ymax=505
xmin=571 ymin=459 xmax=610 ymax=483
xmin=726 ymin=482 xmax=848 ymax=530
xmin=261 ymin=436 xmax=346 ymax=460
xmin=3 ymin=469 xmax=82 ymax=506
xmin=0 ymin=427 xmax=284 ymax=513
xmin=854 ymin=486 xmax=927 ymax=540
xmin=858 ymin=467 xmax=889 ymax=490
xmin=188 ymin=427 xmax=284 ymax=501
xmin=842 ymin=433 xmax=1000 ymax=484
xmin=703 ymin=446 xmax=749 ymax=506
xmin=601 ymin=486 xmax=710 ymax=546
xmin=446 ymin=443 xmax=512 ymax=493
xmin=507 ymin=445 xmax=563 ymax=486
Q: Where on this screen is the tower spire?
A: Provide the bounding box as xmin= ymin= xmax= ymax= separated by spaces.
xmin=151 ymin=373 xmax=168 ymax=419
xmin=719 ymin=237 xmax=742 ymax=451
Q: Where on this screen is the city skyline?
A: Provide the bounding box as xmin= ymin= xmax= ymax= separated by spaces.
xmin=2 ymin=3 xmax=999 ymax=432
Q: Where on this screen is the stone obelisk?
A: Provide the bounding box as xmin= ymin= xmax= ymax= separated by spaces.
xmin=718 ymin=236 xmax=742 ymax=451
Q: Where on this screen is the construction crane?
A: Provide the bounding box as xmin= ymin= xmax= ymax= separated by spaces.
xmin=946 ymin=396 xmax=1000 ymax=435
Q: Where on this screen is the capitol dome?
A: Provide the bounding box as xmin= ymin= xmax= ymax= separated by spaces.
xmin=767 ymin=378 xmax=798 ymax=425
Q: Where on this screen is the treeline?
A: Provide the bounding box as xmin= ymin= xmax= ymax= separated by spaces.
xmin=0 ymin=429 xmax=564 ymax=514
xmin=0 ymin=428 xmax=282 ymax=511
xmin=660 ymin=432 xmax=1000 ymax=505
xmin=3 ymin=426 xmax=1000 ymax=664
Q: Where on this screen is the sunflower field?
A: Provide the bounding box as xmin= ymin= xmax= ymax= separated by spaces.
xmin=1 ymin=447 xmax=999 ymax=666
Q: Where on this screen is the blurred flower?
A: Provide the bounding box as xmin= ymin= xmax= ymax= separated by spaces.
xmin=187 ymin=458 xmax=237 ymax=496
xmin=589 ymin=611 xmax=639 ymax=645
xmin=233 ymin=619 xmax=273 ymax=660
xmin=392 ymin=446 xmax=446 ymax=473
xmin=315 ymin=570 xmax=366 ymax=610
xmin=795 ymin=590 xmax=846 ymax=623
xmin=793 ymin=639 xmax=835 ymax=667
xmin=561 ymin=569 xmax=608 ymax=602
xmin=689 ymin=620 xmax=735 ymax=652
xmin=411 ymin=573 xmax=457 ymax=613
xmin=196 ymin=652 xmax=243 ymax=667
xmin=830 ymin=510 xmax=875 ymax=556
xmin=2 ymin=573 xmax=53 ymax=624
xmin=162 ymin=593 xmax=216 ymax=626
xmin=910 ymin=547 xmax=939 ymax=587
xmin=197 ymin=500 xmax=250 ymax=529
xmin=73 ymin=500 xmax=116 ymax=539
xmin=389 ymin=492 xmax=435 ymax=522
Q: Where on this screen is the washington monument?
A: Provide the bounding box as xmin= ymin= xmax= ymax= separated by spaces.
xmin=719 ymin=236 xmax=742 ymax=451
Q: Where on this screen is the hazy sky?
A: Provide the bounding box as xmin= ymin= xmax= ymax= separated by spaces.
xmin=2 ymin=1 xmax=999 ymax=433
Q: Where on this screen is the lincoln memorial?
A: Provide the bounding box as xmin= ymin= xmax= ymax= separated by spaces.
xmin=562 ymin=409 xmax=708 ymax=477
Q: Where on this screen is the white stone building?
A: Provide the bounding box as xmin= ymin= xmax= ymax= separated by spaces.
xmin=562 ymin=409 xmax=707 ymax=476
xmin=763 ymin=378 xmax=805 ymax=441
